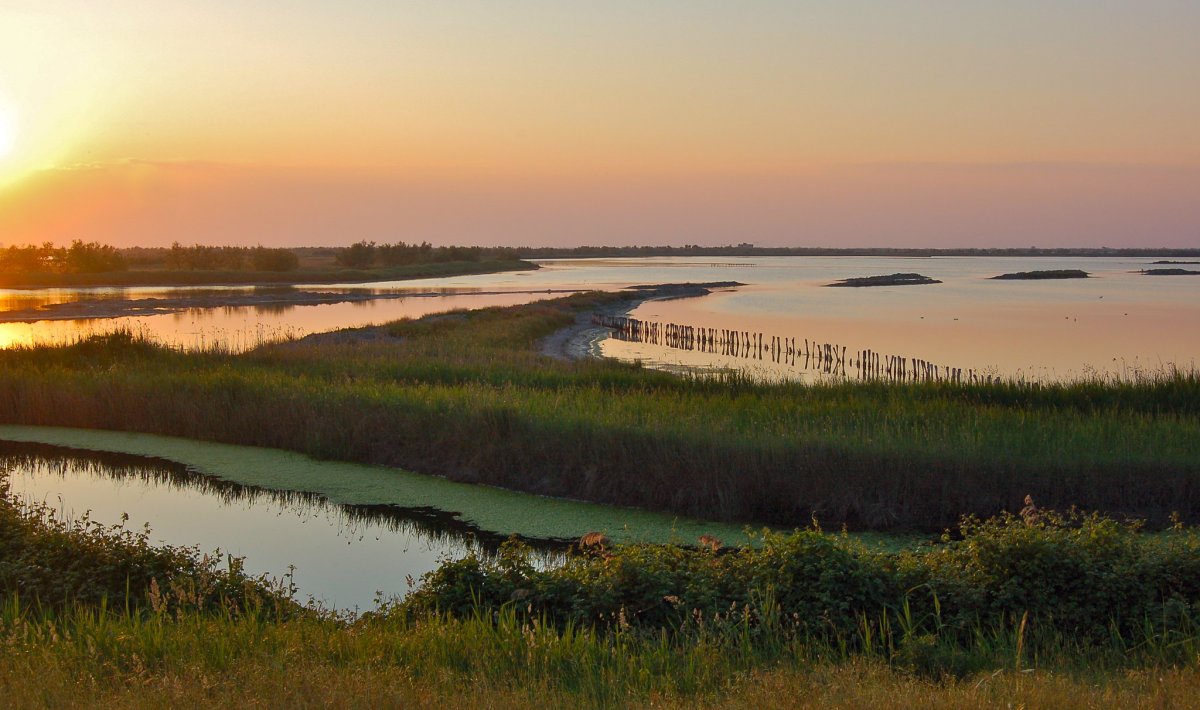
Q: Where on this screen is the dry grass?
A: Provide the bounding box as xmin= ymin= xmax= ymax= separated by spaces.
xmin=3 ymin=651 xmax=1199 ymax=709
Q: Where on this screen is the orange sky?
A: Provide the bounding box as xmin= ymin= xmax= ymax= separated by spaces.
xmin=1 ymin=2 xmax=1198 ymax=247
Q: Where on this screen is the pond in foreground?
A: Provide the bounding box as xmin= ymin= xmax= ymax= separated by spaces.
xmin=0 ymin=426 xmax=763 ymax=612
xmin=1 ymin=441 xmax=557 ymax=612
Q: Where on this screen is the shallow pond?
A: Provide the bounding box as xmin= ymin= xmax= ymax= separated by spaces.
xmin=1 ymin=440 xmax=527 ymax=612
xmin=0 ymin=427 xmax=759 ymax=611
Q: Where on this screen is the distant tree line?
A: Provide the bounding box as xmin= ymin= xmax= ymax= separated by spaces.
xmin=333 ymin=241 xmax=521 ymax=269
xmin=0 ymin=242 xmax=301 ymax=274
xmin=160 ymin=243 xmax=300 ymax=272
xmin=9 ymin=240 xmax=1194 ymax=278
xmin=0 ymin=241 xmax=127 ymax=274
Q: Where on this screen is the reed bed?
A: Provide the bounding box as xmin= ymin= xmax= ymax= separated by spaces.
xmin=0 ymin=292 xmax=1198 ymax=530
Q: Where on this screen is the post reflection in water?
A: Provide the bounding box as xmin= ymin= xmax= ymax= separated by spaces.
xmin=0 ymin=441 xmax=564 ymax=612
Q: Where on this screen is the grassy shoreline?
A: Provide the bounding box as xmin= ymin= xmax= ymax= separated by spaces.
xmin=0 ymin=258 xmax=537 ymax=289
xmin=0 ymin=427 xmax=755 ymax=545
xmin=3 ymin=475 xmax=1200 ymax=708
xmin=0 ymin=291 xmax=1197 ymax=531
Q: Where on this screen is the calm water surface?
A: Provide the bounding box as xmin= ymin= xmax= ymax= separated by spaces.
xmin=3 ymin=256 xmax=1198 ymax=379
xmin=0 ymin=288 xmax=559 ymax=350
xmin=1 ymin=442 xmax=558 ymax=612
xmin=600 ymin=257 xmax=1200 ymax=381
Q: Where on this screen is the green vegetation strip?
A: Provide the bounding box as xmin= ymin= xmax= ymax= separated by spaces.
xmin=0 ymin=425 xmax=750 ymax=545
xmin=3 ymin=477 xmax=1199 ymax=707
xmin=1 ymin=291 xmax=1198 ymax=530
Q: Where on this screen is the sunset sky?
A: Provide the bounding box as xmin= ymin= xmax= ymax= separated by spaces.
xmin=1 ymin=1 xmax=1197 ymax=248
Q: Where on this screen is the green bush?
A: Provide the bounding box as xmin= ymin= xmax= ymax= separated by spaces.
xmin=404 ymin=513 xmax=1200 ymax=643
xmin=251 ymin=246 xmax=299 ymax=272
xmin=899 ymin=511 xmax=1200 ymax=639
xmin=0 ymin=474 xmax=296 ymax=617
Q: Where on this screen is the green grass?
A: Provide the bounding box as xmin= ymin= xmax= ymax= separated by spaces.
xmin=5 ymin=600 xmax=1200 ymax=709
xmin=7 ymin=600 xmax=1200 ymax=709
xmin=3 ymin=482 xmax=1200 ymax=708
xmin=0 ymin=291 xmax=1197 ymax=530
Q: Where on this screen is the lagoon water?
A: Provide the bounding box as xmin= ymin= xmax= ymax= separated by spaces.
xmin=1 ymin=442 xmax=514 ymax=612
xmin=0 ymin=287 xmax=558 ymax=351
xmin=5 ymin=257 xmax=1186 ymax=607
xmin=3 ymin=256 xmax=1198 ymax=380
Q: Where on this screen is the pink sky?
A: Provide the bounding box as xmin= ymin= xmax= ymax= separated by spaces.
xmin=2 ymin=161 xmax=1195 ymax=248
xmin=1 ymin=2 xmax=1197 ymax=248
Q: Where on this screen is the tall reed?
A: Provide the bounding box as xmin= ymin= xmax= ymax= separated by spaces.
xmin=1 ymin=292 xmax=1197 ymax=529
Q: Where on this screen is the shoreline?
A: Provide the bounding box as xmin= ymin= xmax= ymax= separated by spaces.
xmin=537 ymin=282 xmax=740 ymax=361
xmin=0 ymin=286 xmax=584 ymax=324
xmin=0 ymin=425 xmax=753 ymax=545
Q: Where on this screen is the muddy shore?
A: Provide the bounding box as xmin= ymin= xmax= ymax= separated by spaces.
xmin=537 ymin=282 xmax=740 ymax=361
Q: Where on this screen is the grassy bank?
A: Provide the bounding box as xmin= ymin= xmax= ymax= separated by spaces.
xmin=6 ymin=603 xmax=1200 ymax=709
xmin=0 ymin=259 xmax=537 ymax=289
xmin=8 ymin=603 xmax=1199 ymax=709
xmin=0 ymin=291 xmax=1198 ymax=530
xmin=0 ymin=430 xmax=755 ymax=545
xmin=3 ymin=478 xmax=1200 ymax=708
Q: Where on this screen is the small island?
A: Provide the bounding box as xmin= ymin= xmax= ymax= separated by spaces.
xmin=1151 ymin=260 xmax=1200 ymax=265
xmin=991 ymin=269 xmax=1089 ymax=280
xmin=1141 ymin=268 xmax=1200 ymax=276
xmin=826 ymin=272 xmax=941 ymax=287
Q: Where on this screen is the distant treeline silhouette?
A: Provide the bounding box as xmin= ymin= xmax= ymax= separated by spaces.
xmin=1 ymin=241 xmax=303 ymax=274
xmin=158 ymin=243 xmax=300 ymax=272
xmin=332 ymin=240 xmax=523 ymax=269
xmin=0 ymin=241 xmax=127 ymax=274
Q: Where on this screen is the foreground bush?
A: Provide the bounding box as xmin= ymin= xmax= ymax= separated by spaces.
xmin=0 ymin=475 xmax=296 ymax=617
xmin=2 ymin=489 xmax=1200 ymax=704
xmin=402 ymin=511 xmax=1200 ymax=643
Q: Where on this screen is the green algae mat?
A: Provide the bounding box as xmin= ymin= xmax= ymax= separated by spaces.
xmin=0 ymin=425 xmax=755 ymax=545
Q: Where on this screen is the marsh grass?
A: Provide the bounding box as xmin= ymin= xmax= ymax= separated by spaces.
xmin=0 ymin=292 xmax=1198 ymax=529
xmin=3 ymin=568 xmax=1200 ymax=708
xmin=3 ymin=479 xmax=1200 ymax=708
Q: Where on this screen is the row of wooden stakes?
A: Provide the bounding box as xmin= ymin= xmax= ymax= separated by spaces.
xmin=593 ymin=313 xmax=994 ymax=384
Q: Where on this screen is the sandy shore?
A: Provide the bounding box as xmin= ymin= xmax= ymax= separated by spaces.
xmin=537 ymin=282 xmax=740 ymax=361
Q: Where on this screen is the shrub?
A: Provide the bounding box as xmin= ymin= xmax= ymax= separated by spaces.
xmin=0 ymin=473 xmax=296 ymax=617
xmin=251 ymin=246 xmax=300 ymax=272
xmin=404 ymin=513 xmax=1200 ymax=643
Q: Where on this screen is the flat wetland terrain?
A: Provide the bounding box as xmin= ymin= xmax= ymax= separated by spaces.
xmin=3 ymin=291 xmax=1198 ymax=530
xmin=3 ymin=290 xmax=1200 ymax=707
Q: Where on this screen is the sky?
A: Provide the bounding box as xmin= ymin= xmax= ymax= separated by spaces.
xmin=0 ymin=1 xmax=1198 ymax=248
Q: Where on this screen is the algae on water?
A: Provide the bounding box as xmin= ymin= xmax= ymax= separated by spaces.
xmin=0 ymin=425 xmax=755 ymax=545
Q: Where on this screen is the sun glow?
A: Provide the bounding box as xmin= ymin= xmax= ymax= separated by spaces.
xmin=0 ymin=100 xmax=16 ymax=161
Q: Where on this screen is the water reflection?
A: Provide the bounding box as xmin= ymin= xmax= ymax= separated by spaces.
xmin=3 ymin=256 xmax=1199 ymax=379
xmin=0 ymin=290 xmax=562 ymax=351
xmin=1 ymin=440 xmax=563 ymax=611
